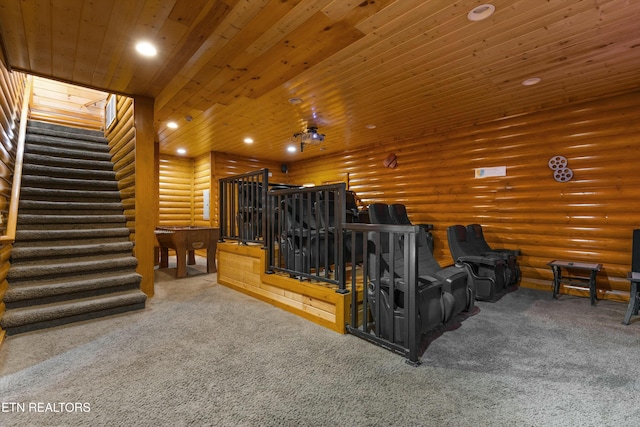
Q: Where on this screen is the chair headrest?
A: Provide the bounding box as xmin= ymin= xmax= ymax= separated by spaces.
xmin=368 ymin=203 xmax=392 ymax=224
xmin=454 ymin=225 xmax=467 ymax=242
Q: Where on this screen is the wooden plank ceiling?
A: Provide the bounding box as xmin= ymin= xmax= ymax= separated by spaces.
xmin=0 ymin=0 xmax=638 ymax=161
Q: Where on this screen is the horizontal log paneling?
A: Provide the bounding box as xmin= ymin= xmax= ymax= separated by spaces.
xmin=158 ymin=155 xmax=193 ymax=226
xmin=0 ymin=60 xmax=26 ymax=342
xmin=287 ymin=91 xmax=640 ymax=302
xmin=192 ymin=154 xmax=211 ymax=227
xmin=211 ymin=152 xmax=291 ymax=227
xmin=106 ymin=95 xmax=136 ymax=239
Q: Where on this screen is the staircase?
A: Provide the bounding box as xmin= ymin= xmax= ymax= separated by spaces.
xmin=0 ymin=121 xmax=147 ymax=335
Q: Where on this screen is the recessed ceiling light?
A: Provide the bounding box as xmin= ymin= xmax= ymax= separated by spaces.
xmin=288 ymin=97 xmax=303 ymax=105
xmin=467 ymin=4 xmax=495 ymax=21
xmin=135 ymin=41 xmax=157 ymax=57
xmin=287 ymin=145 xmax=297 ymax=153
xmin=244 ymin=137 xmax=254 ymax=144
xmin=366 ymin=124 xmax=376 ymax=129
xmin=167 ymin=121 xmax=178 ymax=129
xmin=177 ymin=148 xmax=186 ymax=155
xmin=522 ymin=77 xmax=542 ymax=86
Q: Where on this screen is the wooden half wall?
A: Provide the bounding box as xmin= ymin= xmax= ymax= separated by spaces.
xmin=286 ymin=91 xmax=640 ymax=302
xmin=105 ymin=94 xmax=156 ymax=296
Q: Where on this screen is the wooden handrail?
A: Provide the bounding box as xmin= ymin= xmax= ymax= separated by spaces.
xmin=0 ymin=75 xmax=32 ymax=243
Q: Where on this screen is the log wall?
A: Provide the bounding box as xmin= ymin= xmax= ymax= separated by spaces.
xmin=0 ymin=62 xmax=26 ymax=342
xmin=158 ymin=154 xmax=193 ymax=226
xmin=287 ymin=91 xmax=640 ymax=302
xmin=193 ymin=154 xmax=211 ymax=227
xmin=158 ymin=151 xmax=290 ymax=228
xmin=106 ymin=96 xmax=136 ymax=235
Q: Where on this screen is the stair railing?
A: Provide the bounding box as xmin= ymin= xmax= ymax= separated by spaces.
xmin=0 ymin=75 xmax=32 ymax=244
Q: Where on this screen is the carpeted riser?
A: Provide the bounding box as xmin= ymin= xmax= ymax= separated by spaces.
xmin=22 ymin=164 xmax=116 ymax=180
xmin=21 ymin=175 xmax=119 ymax=190
xmin=16 ymin=223 xmax=128 ymax=231
xmin=5 ymin=283 xmax=142 ymax=309
xmin=2 ymin=120 xmax=146 ymax=334
xmin=11 ymin=242 xmax=133 ymax=260
xmin=17 ymin=214 xmax=127 ymax=225
xmin=4 ymin=272 xmax=142 ymax=301
xmin=4 ymin=301 xmax=146 ymax=336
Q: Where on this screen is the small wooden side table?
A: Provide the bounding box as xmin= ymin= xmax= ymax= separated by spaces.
xmin=623 ymin=272 xmax=640 ymax=324
xmin=548 ymin=260 xmax=602 ymax=306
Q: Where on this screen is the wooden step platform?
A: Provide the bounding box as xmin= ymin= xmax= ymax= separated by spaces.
xmin=217 ymin=242 xmax=364 ymax=334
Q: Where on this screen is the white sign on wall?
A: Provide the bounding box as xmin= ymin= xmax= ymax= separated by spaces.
xmin=474 ymin=166 xmax=506 ymax=178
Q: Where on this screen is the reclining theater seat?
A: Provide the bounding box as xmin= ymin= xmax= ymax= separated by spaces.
xmin=366 ymin=203 xmax=474 ymax=345
xmin=280 ymin=195 xmax=334 ymax=275
xmin=447 ymin=225 xmax=508 ymax=301
xmin=237 ymin=181 xmax=263 ymax=241
xmin=465 ymin=224 xmax=521 ymax=285
xmin=388 ymin=203 xmax=434 ymax=253
xmin=369 ymin=204 xmax=474 ymax=311
xmin=316 ymin=198 xmax=363 ymax=264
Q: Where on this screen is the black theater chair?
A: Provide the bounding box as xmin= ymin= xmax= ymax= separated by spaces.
xmin=388 ymin=203 xmax=434 ymax=253
xmin=447 ymin=225 xmax=508 ymax=301
xmin=367 ymin=204 xmax=474 ymax=333
xmin=280 ymin=196 xmax=334 ymax=275
xmin=316 ymin=199 xmax=363 ymax=264
xmin=366 ymin=228 xmax=445 ymax=346
xmin=372 ymin=203 xmax=474 ymax=315
xmin=465 ymin=223 xmax=521 ymax=285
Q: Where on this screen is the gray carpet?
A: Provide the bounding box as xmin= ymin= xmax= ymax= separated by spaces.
xmin=0 ymin=258 xmax=639 ymax=426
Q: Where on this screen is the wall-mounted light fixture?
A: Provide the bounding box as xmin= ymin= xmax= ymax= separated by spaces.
xmin=292 ymin=126 xmax=325 ymax=152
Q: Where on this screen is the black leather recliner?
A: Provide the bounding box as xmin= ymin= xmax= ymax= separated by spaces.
xmin=371 ymin=203 xmax=474 ymax=315
xmin=366 ymin=203 xmax=474 ymax=345
xmin=388 ymin=203 xmax=434 ymax=253
xmin=280 ymin=196 xmax=334 ymax=275
xmin=447 ymin=225 xmax=508 ymax=301
xmin=465 ymin=223 xmax=521 ymax=285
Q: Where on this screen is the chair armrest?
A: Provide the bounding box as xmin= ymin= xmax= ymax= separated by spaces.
xmin=456 ymin=255 xmax=502 ymax=268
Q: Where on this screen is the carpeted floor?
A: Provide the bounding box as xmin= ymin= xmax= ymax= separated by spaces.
xmin=0 ymin=258 xmax=639 ymax=426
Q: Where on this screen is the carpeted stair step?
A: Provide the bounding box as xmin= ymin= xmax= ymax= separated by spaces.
xmin=23 ymin=152 xmax=114 ymax=171
xmin=27 ymin=120 xmax=106 ymax=142
xmin=25 ymin=137 xmax=111 ymax=157
xmin=18 ymin=200 xmax=124 ymax=213
xmin=10 ymin=241 xmax=134 ymax=261
xmin=2 ymin=120 xmax=146 ymax=335
xmin=19 ymin=187 xmax=122 ymax=202
xmin=16 ymin=228 xmax=130 ymax=242
xmin=17 ymin=214 xmax=126 ymax=225
xmin=3 ymin=272 xmax=143 ymax=308
xmin=7 ymin=254 xmax=139 ymax=281
xmin=0 ymin=290 xmax=147 ymax=335
xmin=21 ymin=174 xmax=119 ymax=191
xmin=22 ymin=163 xmax=116 ymax=180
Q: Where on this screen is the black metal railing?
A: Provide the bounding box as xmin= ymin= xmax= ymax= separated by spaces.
xmin=219 ymin=169 xmax=269 ymax=244
xmin=267 ymin=183 xmax=349 ymax=289
xmin=344 ymin=223 xmax=422 ymax=365
xmin=219 ymin=170 xmax=423 ymax=364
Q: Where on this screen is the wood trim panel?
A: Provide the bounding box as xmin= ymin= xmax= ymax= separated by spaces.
xmin=216 ymin=242 xmax=351 ymax=334
xmin=286 ymin=91 xmax=640 ymax=303
xmin=0 ymin=61 xmax=26 ymax=343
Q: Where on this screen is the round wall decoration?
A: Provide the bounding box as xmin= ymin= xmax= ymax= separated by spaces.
xmin=548 ymin=155 xmax=568 ymax=170
xmin=548 ymin=155 xmax=573 ymax=182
